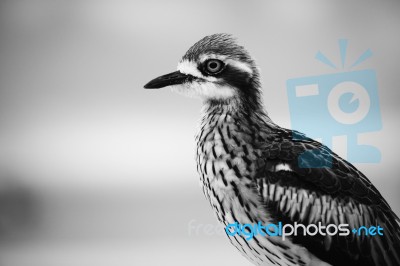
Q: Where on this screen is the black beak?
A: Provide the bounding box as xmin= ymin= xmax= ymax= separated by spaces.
xmin=144 ymin=71 xmax=194 ymax=89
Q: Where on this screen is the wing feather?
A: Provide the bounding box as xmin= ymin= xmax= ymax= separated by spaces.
xmin=255 ymin=128 xmax=400 ymax=266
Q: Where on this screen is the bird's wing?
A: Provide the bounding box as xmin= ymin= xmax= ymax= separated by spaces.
xmin=255 ymin=128 xmax=400 ymax=266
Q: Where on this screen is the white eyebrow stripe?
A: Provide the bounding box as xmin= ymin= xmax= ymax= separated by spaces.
xmin=177 ymin=60 xmax=217 ymax=82
xmin=225 ymin=59 xmax=254 ymax=76
xmin=200 ymin=54 xmax=254 ymax=77
xmin=199 ymin=53 xmax=228 ymax=62
xmin=177 ymin=56 xmax=254 ymax=82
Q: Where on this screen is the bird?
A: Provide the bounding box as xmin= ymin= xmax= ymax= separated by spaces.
xmin=144 ymin=33 xmax=400 ymax=266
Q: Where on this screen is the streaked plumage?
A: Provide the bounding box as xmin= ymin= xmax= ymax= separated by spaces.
xmin=144 ymin=33 xmax=400 ymax=266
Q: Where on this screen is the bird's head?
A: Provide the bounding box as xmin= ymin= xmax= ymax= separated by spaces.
xmin=144 ymin=33 xmax=262 ymax=109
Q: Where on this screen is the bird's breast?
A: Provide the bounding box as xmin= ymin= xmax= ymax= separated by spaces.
xmin=195 ymin=110 xmax=267 ymax=224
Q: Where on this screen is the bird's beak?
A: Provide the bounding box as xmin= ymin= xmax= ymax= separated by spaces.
xmin=144 ymin=71 xmax=193 ymax=89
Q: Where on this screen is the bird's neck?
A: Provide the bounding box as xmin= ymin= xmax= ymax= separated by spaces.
xmin=196 ymin=98 xmax=278 ymax=164
xmin=198 ymin=98 xmax=275 ymax=134
xmin=195 ymin=98 xmax=277 ymax=226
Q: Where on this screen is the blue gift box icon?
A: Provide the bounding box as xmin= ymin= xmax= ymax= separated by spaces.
xmin=286 ymin=41 xmax=382 ymax=165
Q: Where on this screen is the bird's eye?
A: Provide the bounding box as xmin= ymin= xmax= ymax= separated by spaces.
xmin=204 ymin=59 xmax=224 ymax=75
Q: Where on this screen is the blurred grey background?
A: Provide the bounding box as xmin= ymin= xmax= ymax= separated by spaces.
xmin=0 ymin=1 xmax=399 ymax=265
